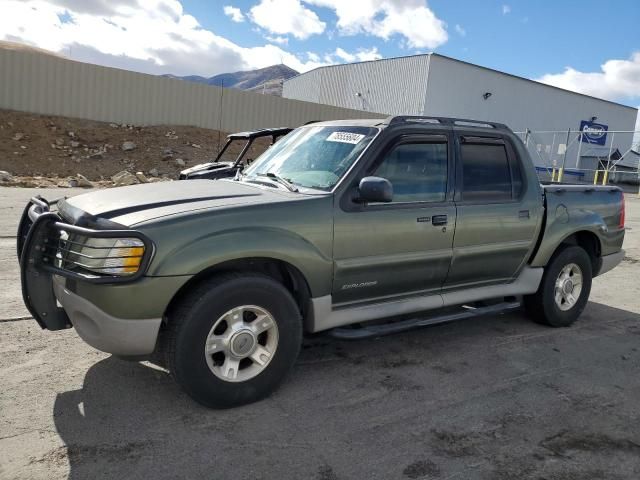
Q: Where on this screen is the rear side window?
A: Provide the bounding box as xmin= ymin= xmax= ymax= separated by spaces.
xmin=460 ymin=141 xmax=522 ymax=201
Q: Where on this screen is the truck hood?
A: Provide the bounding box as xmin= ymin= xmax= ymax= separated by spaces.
xmin=58 ymin=179 xmax=294 ymax=227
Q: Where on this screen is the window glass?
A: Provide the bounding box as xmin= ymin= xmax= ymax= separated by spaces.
xmin=460 ymin=143 xmax=514 ymax=201
xmin=510 ymin=149 xmax=523 ymax=197
xmin=243 ymin=126 xmax=378 ymax=191
xmin=373 ymin=142 xmax=447 ymax=203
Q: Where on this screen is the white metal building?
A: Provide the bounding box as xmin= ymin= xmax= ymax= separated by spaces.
xmin=283 ymin=54 xmax=638 ymax=171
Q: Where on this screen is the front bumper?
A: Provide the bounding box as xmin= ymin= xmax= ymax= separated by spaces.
xmin=53 ymin=276 xmax=162 ymax=355
xmin=17 ymin=196 xmax=174 ymax=355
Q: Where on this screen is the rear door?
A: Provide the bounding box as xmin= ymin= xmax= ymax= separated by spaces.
xmin=444 ymin=132 xmax=541 ymax=289
xmin=332 ymin=132 xmax=456 ymax=304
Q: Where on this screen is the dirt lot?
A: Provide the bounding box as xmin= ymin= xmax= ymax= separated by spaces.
xmin=1 ymin=187 xmax=640 ymax=480
xmin=0 ymin=109 xmax=271 ymax=184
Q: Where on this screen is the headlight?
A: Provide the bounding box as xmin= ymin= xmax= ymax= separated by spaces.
xmin=65 ymin=236 xmax=146 ymax=276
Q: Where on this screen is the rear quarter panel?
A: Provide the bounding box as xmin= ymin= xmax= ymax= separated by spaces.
xmin=530 ymin=185 xmax=625 ymax=268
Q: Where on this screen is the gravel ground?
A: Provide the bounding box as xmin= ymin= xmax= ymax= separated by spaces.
xmin=1 ymin=187 xmax=639 ymax=480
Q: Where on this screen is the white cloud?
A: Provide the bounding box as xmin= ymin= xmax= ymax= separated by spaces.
xmin=537 ymin=52 xmax=640 ymax=102
xmin=333 ymin=47 xmax=382 ymax=63
xmin=249 ymin=0 xmax=325 ymax=40
xmin=223 ymin=5 xmax=245 ymax=23
xmin=502 ymin=4 xmax=511 ymax=14
xmin=264 ymin=35 xmax=288 ymax=45
xmin=304 ymin=0 xmax=448 ymax=49
xmin=454 ymin=24 xmax=466 ymax=37
xmin=0 ymin=0 xmax=332 ymax=75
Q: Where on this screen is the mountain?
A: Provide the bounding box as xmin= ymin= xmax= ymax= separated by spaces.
xmin=163 ymin=64 xmax=299 ymax=96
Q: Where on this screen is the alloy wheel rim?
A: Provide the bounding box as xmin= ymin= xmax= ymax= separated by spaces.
xmin=204 ymin=305 xmax=278 ymax=382
xmin=554 ymin=263 xmax=583 ymax=311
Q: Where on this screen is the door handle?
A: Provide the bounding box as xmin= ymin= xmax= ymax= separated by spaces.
xmin=518 ymin=210 xmax=530 ymax=219
xmin=432 ymin=215 xmax=448 ymax=226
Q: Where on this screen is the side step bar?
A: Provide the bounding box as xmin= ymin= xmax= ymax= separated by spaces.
xmin=327 ymin=301 xmax=521 ymax=340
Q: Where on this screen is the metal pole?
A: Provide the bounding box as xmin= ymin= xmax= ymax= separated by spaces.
xmin=549 ymin=132 xmax=557 ymax=167
xmin=636 ymin=152 xmax=640 ymax=198
xmin=560 ymin=129 xmax=570 ymax=175
xmin=575 ymin=129 xmax=583 ymax=169
xmin=605 ymin=132 xmax=615 ymax=184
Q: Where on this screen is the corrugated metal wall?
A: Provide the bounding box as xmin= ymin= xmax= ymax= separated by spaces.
xmin=424 ymin=55 xmax=638 ymax=168
xmin=0 ymin=49 xmax=383 ymax=131
xmin=284 ymin=55 xmax=430 ymax=115
xmin=283 ymin=70 xmax=322 ymax=104
xmin=424 ymin=55 xmax=638 ymax=133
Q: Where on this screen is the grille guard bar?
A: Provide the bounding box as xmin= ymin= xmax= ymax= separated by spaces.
xmin=17 ymin=197 xmax=155 ymax=330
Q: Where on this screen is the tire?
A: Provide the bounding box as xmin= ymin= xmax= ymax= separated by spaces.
xmin=524 ymin=245 xmax=592 ymax=327
xmin=162 ymin=273 xmax=302 ymax=408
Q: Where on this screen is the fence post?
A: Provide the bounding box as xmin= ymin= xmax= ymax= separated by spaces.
xmin=560 ymin=129 xmax=570 ymax=177
xmin=549 ymin=131 xmax=557 ymax=168
xmin=605 ymin=132 xmax=615 ymax=183
xmin=575 ymin=130 xmax=583 ymax=169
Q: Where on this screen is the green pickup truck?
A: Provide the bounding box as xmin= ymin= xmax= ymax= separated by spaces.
xmin=17 ymin=116 xmax=625 ymax=408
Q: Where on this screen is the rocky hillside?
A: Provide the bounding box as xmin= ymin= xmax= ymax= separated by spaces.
xmin=165 ymin=64 xmax=299 ymax=96
xmin=0 ymin=109 xmax=271 ymax=188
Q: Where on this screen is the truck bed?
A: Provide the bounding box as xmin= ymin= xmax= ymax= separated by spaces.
xmin=531 ymin=183 xmax=625 ymax=271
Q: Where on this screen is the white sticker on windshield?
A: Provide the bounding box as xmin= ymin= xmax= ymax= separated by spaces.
xmin=326 ymin=131 xmax=365 ymax=144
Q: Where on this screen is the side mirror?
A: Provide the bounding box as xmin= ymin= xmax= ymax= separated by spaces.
xmin=358 ymin=176 xmax=393 ymax=203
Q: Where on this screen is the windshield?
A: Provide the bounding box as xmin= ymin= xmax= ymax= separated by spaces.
xmin=241 ymin=125 xmax=378 ymax=191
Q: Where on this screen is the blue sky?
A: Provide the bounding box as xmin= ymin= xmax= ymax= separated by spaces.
xmin=1 ymin=0 xmax=639 ymax=109
xmin=185 ymin=0 xmax=639 ymax=85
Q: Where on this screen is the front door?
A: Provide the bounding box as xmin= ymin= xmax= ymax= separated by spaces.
xmin=333 ymin=134 xmax=456 ymax=305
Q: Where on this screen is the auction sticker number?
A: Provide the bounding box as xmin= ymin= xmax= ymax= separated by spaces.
xmin=326 ymin=131 xmax=365 ymax=144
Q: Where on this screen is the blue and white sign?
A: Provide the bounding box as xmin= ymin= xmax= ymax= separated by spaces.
xmin=579 ymin=120 xmax=608 ymax=146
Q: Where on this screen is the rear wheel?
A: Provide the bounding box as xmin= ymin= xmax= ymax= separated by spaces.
xmin=163 ymin=273 xmax=302 ymax=408
xmin=524 ymin=245 xmax=592 ymax=327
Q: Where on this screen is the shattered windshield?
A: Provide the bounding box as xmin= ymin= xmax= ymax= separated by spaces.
xmin=241 ymin=125 xmax=378 ymax=191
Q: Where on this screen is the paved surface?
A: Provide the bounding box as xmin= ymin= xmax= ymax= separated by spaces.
xmin=1 ymin=186 xmax=639 ymax=480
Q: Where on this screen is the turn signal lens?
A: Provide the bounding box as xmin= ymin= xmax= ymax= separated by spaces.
xmin=102 ymin=239 xmax=146 ymax=275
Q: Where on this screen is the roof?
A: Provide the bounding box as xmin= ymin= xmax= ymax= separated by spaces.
xmin=580 ymin=147 xmax=622 ymax=160
xmin=299 ymin=115 xmax=514 ymax=132
xmin=286 ymin=53 xmax=637 ymax=112
xmin=385 ymin=115 xmax=510 ymax=130
xmin=302 ymin=118 xmax=386 ymax=127
xmin=227 ymin=127 xmax=293 ymax=140
xmin=614 ymin=150 xmax=640 ymax=170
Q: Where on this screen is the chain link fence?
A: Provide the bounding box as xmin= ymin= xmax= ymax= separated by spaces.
xmin=515 ymin=129 xmax=640 ymax=192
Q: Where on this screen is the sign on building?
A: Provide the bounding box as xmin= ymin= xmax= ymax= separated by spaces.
xmin=579 ymin=120 xmax=608 ymax=146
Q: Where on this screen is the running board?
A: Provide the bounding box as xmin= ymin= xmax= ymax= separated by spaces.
xmin=327 ymin=301 xmax=521 ymax=340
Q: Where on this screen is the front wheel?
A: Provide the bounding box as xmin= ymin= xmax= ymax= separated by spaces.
xmin=524 ymin=245 xmax=593 ymax=327
xmin=163 ymin=273 xmax=302 ymax=408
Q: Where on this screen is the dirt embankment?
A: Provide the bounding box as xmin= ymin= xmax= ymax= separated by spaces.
xmin=0 ymin=109 xmax=270 ymax=187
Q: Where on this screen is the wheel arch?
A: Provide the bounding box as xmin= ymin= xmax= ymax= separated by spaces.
xmin=162 ymin=257 xmax=313 ymax=329
xmin=554 ymin=230 xmax=602 ymax=274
